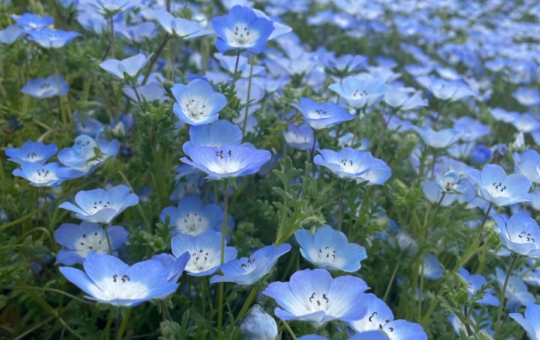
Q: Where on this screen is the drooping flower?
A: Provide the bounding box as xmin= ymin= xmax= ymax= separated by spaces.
xmin=5 ymin=141 xmax=57 ymax=165
xmin=59 ymin=252 xmax=178 ymax=306
xmin=210 ymin=243 xmax=291 ymax=285
xmin=151 ymin=252 xmax=191 ymax=283
xmin=171 ymin=80 xmax=227 ymax=126
xmin=291 ymin=98 xmax=355 ymax=130
xmin=453 ymin=117 xmax=490 ymax=142
xmin=54 ymin=222 xmax=128 ymax=265
xmin=12 ymin=162 xmax=64 ymax=187
xmin=238 ymin=305 xmax=279 ymax=340
xmin=100 ymin=54 xmax=153 ymax=80
xmin=348 ymin=293 xmax=428 ymax=340
xmin=494 ymin=267 xmax=535 ymax=311
xmin=509 ymin=303 xmax=540 ymax=339
xmin=21 ymin=75 xmax=69 ymax=98
xmin=59 ymin=185 xmax=139 ymax=224
xmin=383 ymin=88 xmax=428 ymax=111
xmin=328 ymin=77 xmax=388 ymax=108
xmin=262 ymin=268 xmax=369 ymax=326
xmin=211 ymin=5 xmax=275 ymax=54
xmin=295 ymin=226 xmax=367 ymax=272
xmin=468 ymin=164 xmax=532 ymax=207
xmin=457 ymin=268 xmax=499 ymax=306
xmin=11 ymin=13 xmax=54 ymax=30
xmin=27 ymin=29 xmax=80 ymax=48
xmin=171 ymin=230 xmax=237 ymax=276
xmin=493 ymin=212 xmax=540 ymax=258
xmin=160 ymin=195 xmax=223 ymax=235
xmin=283 ymin=123 xmax=318 ymax=151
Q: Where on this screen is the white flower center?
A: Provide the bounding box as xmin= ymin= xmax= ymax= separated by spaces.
xmin=339 ymin=158 xmax=362 ymax=173
xmin=317 ymin=246 xmax=336 ymax=263
xmin=304 ymin=291 xmax=331 ymax=312
xmin=186 ymin=248 xmax=219 ymax=273
xmin=87 ymin=200 xmax=116 ymax=215
xmin=74 ymin=230 xmax=109 ymax=256
xmin=91 ymin=275 xmax=149 ymax=301
xmin=307 ymin=109 xmax=328 ymax=119
xmin=176 ymin=212 xmax=209 ymax=235
xmin=29 ymin=168 xmax=57 ymax=183
xmin=225 ymin=23 xmax=260 ymax=47
xmin=183 ymin=98 xmax=208 ymax=120
xmin=206 ymin=149 xmax=244 ymax=174
xmin=487 ymin=181 xmax=511 ymax=198
xmin=513 ymin=230 xmax=536 ymax=244
xmin=352 ymin=89 xmax=368 ymax=98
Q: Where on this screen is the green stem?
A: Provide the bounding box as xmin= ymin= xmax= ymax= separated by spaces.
xmin=142 ymin=35 xmax=170 ymax=85
xmin=13 ymin=316 xmax=55 ymax=340
xmin=241 ymin=54 xmax=255 ymax=137
xmin=337 ymin=181 xmax=345 ymax=231
xmin=117 ymin=171 xmax=151 ymax=231
xmin=235 ymin=287 xmax=258 ymax=322
xmin=217 ymin=184 xmax=229 ymax=340
xmin=424 ymin=192 xmax=446 ymax=239
xmin=2 ymin=285 xmax=95 ymax=305
xmin=117 ymin=308 xmax=131 ymax=340
xmin=231 ymin=49 xmax=241 ymax=84
xmin=103 ymin=224 xmax=113 ymax=255
xmin=494 ymin=255 xmax=518 ymax=339
xmin=102 ymin=314 xmax=114 ymax=340
xmin=281 ymin=320 xmax=297 ymax=340
xmin=383 ymin=259 xmax=400 ymax=302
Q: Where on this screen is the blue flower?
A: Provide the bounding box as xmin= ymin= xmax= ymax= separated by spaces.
xmin=412 ymin=126 xmax=463 ymax=149
xmin=181 ymin=145 xmax=271 ymax=180
xmin=116 ymin=22 xmax=157 ymax=43
xmin=453 ymin=117 xmax=490 ymax=142
xmin=348 ymin=293 xmax=427 ymax=340
xmin=509 ymin=303 xmax=540 ymax=339
xmin=420 ymin=254 xmax=443 ymax=280
xmin=320 ymin=54 xmax=367 ymax=73
xmin=11 ymin=13 xmax=54 ymax=30
xmin=494 ymin=212 xmax=540 ymax=258
xmin=57 ymin=134 xmax=119 ymax=179
xmin=170 ymin=230 xmax=237 ymax=276
xmin=211 ymin=5 xmax=275 ymax=54
xmin=468 ymin=164 xmax=532 ymax=206
xmin=5 ymin=141 xmax=57 ymax=165
xmin=457 ymin=268 xmax=499 ymax=306
xmin=295 ymin=226 xmax=366 ymax=272
xmin=513 ymin=149 xmax=540 ymax=184
xmin=416 ymin=76 xmax=476 ymax=101
xmin=59 ymin=252 xmax=178 ymax=306
xmin=315 ymin=148 xmax=391 ymax=185
xmin=435 ymin=170 xmax=464 ymax=193
xmin=100 ymin=54 xmax=153 ymax=80
xmin=12 ymin=162 xmax=64 ymax=187
xmin=328 ymin=77 xmax=388 ymax=109
xmin=160 ymin=195 xmax=223 ymax=235
xmin=27 ymin=29 xmax=80 ymax=48
xmin=59 ymin=185 xmax=139 ymax=224
xmin=421 ymin=179 xmax=460 ymax=207
xmin=88 ymin=0 xmax=141 ymax=13
xmin=210 ymin=243 xmax=291 ymax=285
xmin=0 ymin=25 xmax=27 ymax=44
xmin=513 ymin=87 xmax=540 ymax=107
xmin=74 ymin=113 xmax=105 ymax=136
xmin=155 ymin=9 xmax=212 ymax=39
xmin=123 ymin=83 xmax=167 ymax=103
xmin=151 ymin=252 xmax=191 ymax=283
xmin=263 ymin=268 xmax=368 ymax=326
xmin=238 ymin=304 xmax=278 ymax=340
xmin=182 ymin=120 xmax=247 ymax=154
xmin=495 ymin=267 xmax=535 ymax=311
xmin=171 ymin=79 xmax=227 ymax=126
xmin=283 ymin=123 xmax=317 ymax=151
xmin=383 ymin=88 xmax=428 ymax=111
xmin=21 ymin=75 xmax=68 ymax=98
xmin=471 ymin=144 xmax=492 ymax=163
xmin=54 ymin=222 xmax=128 ymax=265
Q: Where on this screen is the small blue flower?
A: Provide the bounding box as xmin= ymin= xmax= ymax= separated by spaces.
xmin=421 ymin=179 xmax=460 ymax=207
xmin=320 ymin=54 xmax=367 ymax=73
xmin=27 ymin=29 xmax=80 ymax=48
xmin=12 ymin=162 xmax=64 ymax=187
xmin=383 ymin=88 xmax=428 ymax=111
xmin=435 ymin=170 xmax=464 ymax=193
xmin=11 ymin=13 xmax=54 ymax=30
xmin=453 ymin=117 xmax=490 ymax=142
xmin=75 ymin=113 xmax=105 ymax=136
xmin=457 ymin=268 xmax=499 ymax=306
xmin=0 ymin=25 xmax=27 ymax=44
xmin=513 ymin=87 xmax=540 ymax=107
xmin=513 ymin=149 xmax=540 ymax=184
xmin=348 ymin=293 xmax=428 ymax=340
xmin=171 ymin=79 xmax=227 ymax=126
xmin=21 ymin=75 xmax=68 ymax=98
xmin=211 ymin=5 xmax=275 ymax=54
xmin=100 ymin=54 xmax=153 ymax=80
xmin=181 ymin=145 xmax=271 ymax=180
xmin=155 ymin=9 xmax=212 ymax=39
xmin=88 ymin=0 xmax=141 ymax=13
xmin=110 ymin=113 xmax=134 ymax=138
xmin=60 ymin=252 xmax=178 ymax=306
xmin=262 ymin=268 xmax=369 ymax=326
xmin=151 ymin=252 xmax=191 ymax=283
xmin=54 ymin=222 xmax=128 ymax=265
xmin=59 ymin=185 xmax=139 ymax=224
xmin=509 ymin=303 xmax=540 ymax=339
xmin=494 ymin=267 xmax=535 ymax=311
xmin=295 ymin=226 xmax=366 ymax=272
xmin=412 ymin=126 xmax=463 ymax=149
xmin=57 ymin=134 xmax=119 ymax=179
xmin=116 ymin=22 xmax=156 ymax=43
xmin=468 ymin=164 xmax=532 ymax=207
xmin=170 ymin=230 xmax=237 ymax=276
xmin=471 ymin=144 xmax=492 ymax=163
xmin=182 ymin=120 xmax=247 ymax=154
xmin=238 ymin=305 xmax=278 ymax=340
xmin=5 ymin=141 xmax=57 ymax=165
xmin=328 ymin=77 xmax=389 ymax=109
xmin=420 ymin=254 xmax=443 ymax=280
xmin=210 ymin=243 xmax=291 ymax=285
xmin=416 ymin=76 xmax=476 ymax=101
xmin=283 ymin=123 xmax=317 ymax=151
xmin=160 ymin=195 xmax=223 ymax=235
xmin=494 ymin=212 xmax=540 ymax=258
xmin=123 ymin=83 xmax=167 ymax=103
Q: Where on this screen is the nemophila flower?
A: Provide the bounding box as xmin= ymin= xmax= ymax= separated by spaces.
xmin=262 ymin=268 xmax=368 ymax=326
xmin=183 ymin=120 xmax=248 ymax=154
xmin=21 ymin=75 xmax=68 ymax=98
xmin=160 ymin=195 xmax=223 ymax=235
xmin=328 ymin=77 xmax=388 ymax=108
xmin=5 ymin=141 xmax=57 ymax=165
xmin=421 ymin=179 xmax=460 ymax=207
xmin=11 ymin=13 xmax=54 ymax=30
xmin=416 ymin=76 xmax=476 ymax=101
xmin=510 ymin=303 xmax=540 ymax=339
xmin=116 ymin=22 xmax=157 ymax=43
xmin=238 ymin=305 xmax=278 ymax=340
xmin=87 ymin=0 xmax=141 ymax=13
xmin=513 ymin=87 xmax=540 ymax=107
xmin=383 ymin=89 xmax=428 ymax=111
xmin=295 ymin=226 xmax=366 ymax=272
xmin=471 ymin=144 xmax=492 ymax=163
xmin=412 ymin=126 xmax=463 ymax=149
xmin=468 ymin=164 xmax=532 ymax=206
xmin=420 ymin=254 xmax=443 ymax=280
xmin=151 ymin=252 xmax=190 ymax=283
xmin=513 ymin=150 xmax=540 ymax=184
xmin=100 ymin=54 xmax=153 ymax=80
xmin=251 ymin=8 xmax=292 ymax=40
xmin=12 ymin=162 xmax=64 ymax=187
xmin=210 ymin=243 xmax=291 ymax=285
xmin=123 ymin=83 xmax=167 ymax=103
xmin=436 ymin=170 xmax=464 ymax=193
xmin=211 ymin=5 xmax=275 ymax=54
xmin=27 ymin=29 xmax=80 ymax=48
xmin=457 ymin=268 xmax=499 ymax=306
xmin=490 ymin=107 xmax=520 ymax=123
xmin=170 ymin=230 xmax=237 ymax=276
xmin=181 ymin=145 xmax=271 ymax=180
xmin=453 ymin=117 xmax=490 ymax=142
xmin=320 ymin=54 xmax=368 ymax=74
xmin=54 ymin=222 xmax=128 ymax=265
xmin=155 ymin=10 xmax=212 ymax=39
xmin=283 ymin=123 xmax=317 ymax=151
xmin=110 ymin=113 xmax=134 ymax=138
xmin=59 ymin=252 xmax=178 ymax=306
xmin=495 ymin=267 xmax=535 ymax=311
xmin=291 ymin=98 xmax=354 ymax=130
xmin=171 ymin=79 xmax=227 ymax=126
xmin=59 ymin=185 xmax=139 ymax=224
xmin=0 ymin=25 xmax=26 ymax=44
xmin=57 ymin=134 xmax=119 ymax=179
xmin=493 ymin=212 xmax=540 ymax=258
xmin=75 ymin=112 xmax=104 ymax=136
xmin=511 ymin=113 xmax=540 ymax=133
xmin=348 ymin=293 xmax=428 ymax=340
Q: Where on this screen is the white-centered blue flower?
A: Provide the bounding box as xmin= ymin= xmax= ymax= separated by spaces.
xmin=457 ymin=268 xmax=499 ymax=306
xmin=21 ymin=75 xmax=68 ymax=98
xmin=12 ymin=162 xmax=64 ymax=187
xmin=160 ymin=195 xmax=223 ymax=235
xmin=509 ymin=303 xmax=540 ymax=340
xmin=27 ymin=29 xmax=80 ymax=48
xmin=155 ymin=9 xmax=212 ymax=39
xmin=182 ymin=119 xmax=249 ymax=154
xmin=171 ymin=79 xmax=227 ymax=126
xmin=329 ymin=77 xmax=389 ymax=108
xmin=291 ymin=98 xmax=354 ymax=130
xmin=100 ymin=54 xmax=153 ymax=80
xmin=513 ymin=149 xmax=540 ymax=184
xmin=412 ymin=126 xmax=463 ymax=149
xmin=5 ymin=141 xmax=58 ymax=165
xmin=494 ymin=212 xmax=540 ymax=258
